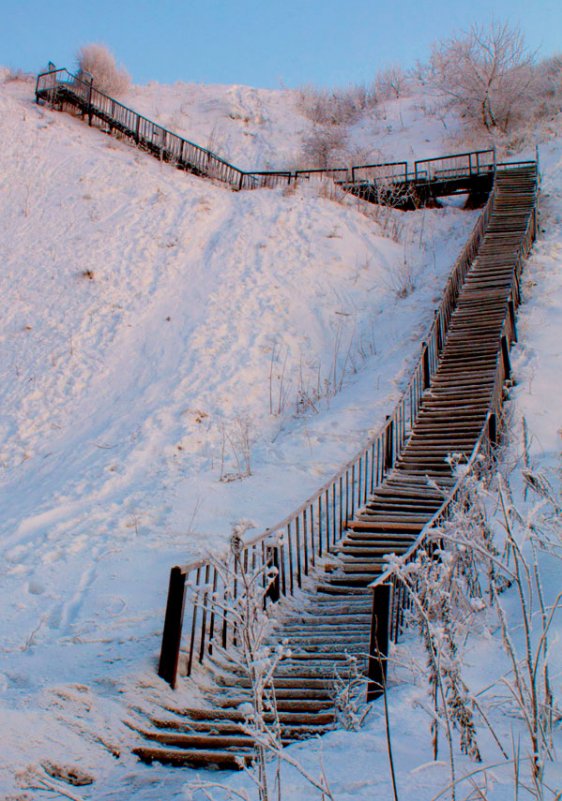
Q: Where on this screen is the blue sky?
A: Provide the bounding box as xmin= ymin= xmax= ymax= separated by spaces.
xmin=2 ymin=0 xmax=561 ymax=88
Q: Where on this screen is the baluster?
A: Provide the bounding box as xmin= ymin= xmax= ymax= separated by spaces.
xmin=309 ymin=503 xmax=316 ymax=567
xmin=187 ymin=566 xmax=201 ymax=677
xmin=287 ymin=522 xmax=294 ymax=594
xmin=350 ymin=464 xmax=356 ymax=520
xmin=318 ymin=494 xmax=324 ymax=557
xmin=199 ymin=563 xmax=210 ymax=663
xmin=302 ymin=509 xmax=309 ymax=576
xmin=338 ymin=475 xmax=344 ymax=541
xmin=208 ymin=565 xmax=218 ymax=655
xmin=279 ymin=538 xmax=287 ymax=596
xmin=218 ymin=571 xmax=228 ymax=651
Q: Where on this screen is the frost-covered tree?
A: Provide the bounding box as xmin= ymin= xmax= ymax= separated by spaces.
xmin=76 ymin=43 xmax=130 ymax=97
xmin=430 ymin=22 xmax=534 ymax=133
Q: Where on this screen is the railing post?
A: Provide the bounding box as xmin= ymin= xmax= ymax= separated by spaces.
xmin=384 ymin=415 xmax=394 ymax=472
xmin=434 ymin=310 xmax=443 ymax=353
xmin=508 ymin=299 xmax=517 ymax=343
xmin=500 ymin=334 xmax=511 ymax=380
xmin=422 ymin=341 xmax=431 ymax=390
xmin=158 ymin=566 xmax=187 ymax=689
xmin=367 ymin=583 xmax=390 ymax=702
xmin=265 ymin=544 xmax=281 ymax=603
xmin=488 ymin=412 xmax=498 ymax=450
xmin=85 ymin=72 xmax=94 ymax=126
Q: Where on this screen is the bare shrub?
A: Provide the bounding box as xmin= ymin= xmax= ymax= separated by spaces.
xmin=430 ymin=21 xmax=535 ymax=133
xmin=374 ymin=65 xmax=409 ymax=100
xmin=297 ymin=83 xmax=376 ymax=127
xmin=301 ymin=125 xmax=349 ymax=169
xmin=387 ymin=451 xmax=561 ymax=799
xmin=76 ymin=43 xmax=130 ymax=97
xmin=219 ymin=415 xmax=253 ymax=482
xmin=532 ymin=54 xmax=562 ymax=123
xmin=3 ymin=68 xmax=34 ymax=84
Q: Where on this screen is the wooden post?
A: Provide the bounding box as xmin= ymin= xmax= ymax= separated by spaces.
xmin=488 ymin=412 xmax=498 ymax=450
xmin=384 ymin=416 xmax=394 ymax=472
xmin=501 ymin=335 xmax=511 ymax=380
xmin=508 ymin=299 xmax=517 ymax=343
xmin=422 ymin=342 xmax=431 ymax=390
xmin=87 ymin=75 xmax=94 ymax=126
xmin=367 ymin=583 xmax=391 ymax=702
xmin=158 ymin=566 xmax=187 ymax=688
xmin=265 ymin=545 xmax=281 ymax=604
xmin=435 ymin=310 xmax=443 ymax=353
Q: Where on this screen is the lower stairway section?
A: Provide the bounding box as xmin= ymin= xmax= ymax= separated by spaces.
xmin=130 ymin=166 xmax=536 ymax=769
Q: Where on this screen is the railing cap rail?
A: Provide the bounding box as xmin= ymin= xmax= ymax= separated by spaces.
xmin=414 ymin=148 xmax=495 ymax=167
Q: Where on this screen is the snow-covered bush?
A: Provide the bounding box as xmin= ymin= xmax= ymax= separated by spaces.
xmin=388 ymin=453 xmax=561 ymax=798
xmin=76 ymin=43 xmax=130 ymax=97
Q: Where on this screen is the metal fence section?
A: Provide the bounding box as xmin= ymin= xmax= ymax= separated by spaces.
xmin=414 ymin=149 xmax=495 ymax=182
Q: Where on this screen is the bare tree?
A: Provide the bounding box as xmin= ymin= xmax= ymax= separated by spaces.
xmin=430 ymin=22 xmax=535 ymax=133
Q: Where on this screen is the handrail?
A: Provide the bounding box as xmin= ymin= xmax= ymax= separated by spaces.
xmin=414 ymin=149 xmax=495 ymax=182
xmin=36 ymin=68 xmax=498 ymax=198
xmin=156 ymin=174 xmax=501 ymax=688
xmin=365 ymin=167 xmax=538 ymax=700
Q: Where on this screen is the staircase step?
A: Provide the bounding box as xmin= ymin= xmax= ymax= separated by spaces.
xmin=133 ymin=746 xmax=252 ymax=769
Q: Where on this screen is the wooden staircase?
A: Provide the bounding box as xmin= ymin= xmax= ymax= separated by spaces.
xmin=129 ymin=165 xmax=537 ymax=769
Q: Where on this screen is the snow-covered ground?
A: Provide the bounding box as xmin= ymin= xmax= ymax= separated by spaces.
xmin=0 ymin=71 xmax=559 ymax=800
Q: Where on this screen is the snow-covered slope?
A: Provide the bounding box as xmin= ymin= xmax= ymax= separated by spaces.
xmin=0 ymin=72 xmax=559 ymax=800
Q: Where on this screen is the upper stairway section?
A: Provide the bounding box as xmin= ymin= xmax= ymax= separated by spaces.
xmin=36 ymin=68 xmax=497 ymax=207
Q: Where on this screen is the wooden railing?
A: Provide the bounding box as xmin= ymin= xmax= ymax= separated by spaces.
xmin=36 ymin=68 xmax=495 ymax=198
xmin=156 ymin=179 xmax=498 ymax=688
xmin=365 ymin=168 xmax=538 ymax=701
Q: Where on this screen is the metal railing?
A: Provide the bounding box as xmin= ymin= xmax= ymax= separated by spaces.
xmin=36 ymin=68 xmax=251 ymax=190
xmin=36 ymin=68 xmax=498 ymax=199
xmin=365 ymin=169 xmax=538 ymax=701
xmin=414 ymin=149 xmax=495 ymax=182
xmin=156 ymin=177 xmax=499 ymax=688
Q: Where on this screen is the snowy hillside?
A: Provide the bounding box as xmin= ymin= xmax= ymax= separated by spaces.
xmin=0 ymin=70 xmax=559 ymax=800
